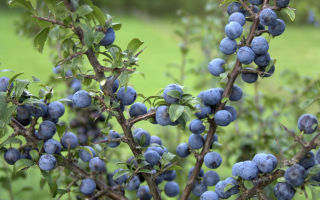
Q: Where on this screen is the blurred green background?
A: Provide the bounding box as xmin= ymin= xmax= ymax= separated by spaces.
xmin=1 ymin=0 xmax=320 ymax=199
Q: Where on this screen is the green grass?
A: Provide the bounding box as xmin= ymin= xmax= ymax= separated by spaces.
xmin=1 ymin=10 xmax=320 ymax=200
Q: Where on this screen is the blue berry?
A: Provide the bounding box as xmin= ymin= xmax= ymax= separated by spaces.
xmin=259 ymin=65 xmax=275 ymax=78
xmin=70 ymin=79 xmax=82 ymax=92
xmin=195 ymin=104 xmax=212 ymax=119
xmin=38 ymin=120 xmax=56 ymax=140
xmin=0 ymin=77 xmax=12 ymax=92
xmin=4 ymin=148 xmax=20 ymax=165
xmin=44 ymin=139 xmax=62 ymax=154
xmin=189 ymin=119 xmax=205 ymax=134
xmin=276 ymin=0 xmax=290 ymax=8
xmin=188 ymin=134 xmax=204 ymax=149
xmin=188 ymin=167 xmax=204 ymax=178
xmin=72 ymin=90 xmax=91 ymax=108
xmin=269 ymin=19 xmax=286 ymax=36
xmin=253 ymin=153 xmax=277 ymax=173
xmin=202 ymin=88 xmax=222 ymax=106
xmin=89 ymin=157 xmax=105 ymax=173
xmin=117 ymin=86 xmax=137 ymax=105
xmin=164 ymin=181 xmax=179 ymax=197
xmin=229 ymin=12 xmax=246 ymax=26
xmin=251 ymin=37 xmax=269 ymax=55
xmin=237 ymin=46 xmax=256 ymax=65
xmin=99 ymin=27 xmax=115 ymax=46
xmin=39 ymin=154 xmax=56 ymax=171
xmin=176 ymin=143 xmax=190 ymax=158
xmin=61 ymin=132 xmax=78 ymax=149
xmin=108 ymin=76 xmax=120 ymax=93
xmin=219 ymin=37 xmax=237 ymax=55
xmin=144 ymin=150 xmax=161 ymax=166
xmin=229 ymin=85 xmax=243 ymax=101
xmin=126 ymin=175 xmax=140 ymax=191
xmin=249 ymin=0 xmax=263 ymax=5
xmin=203 ymin=171 xmax=220 ymax=186
xmin=129 ymin=102 xmax=147 ymax=117
xmin=227 ymin=2 xmax=242 ymax=15
xmin=215 ymin=177 xmax=239 ymax=199
xmin=299 ymin=151 xmax=315 ymax=170
xmin=254 ymin=52 xmax=270 ymax=67
xmin=147 ymin=146 xmax=166 ymax=156
xmin=232 ymin=161 xmax=259 ymax=180
xmin=259 ymin=8 xmax=278 ymax=26
xmin=16 ymin=105 xmax=31 ymax=120
xmin=79 ymin=146 xmax=96 ymax=162
xmin=215 ymin=110 xmax=232 ymax=126
xmin=241 ymin=68 xmax=258 ymax=83
xmin=150 ymin=136 xmax=162 ymax=145
xmin=163 ymin=84 xmax=183 ymax=104
xmin=113 ymin=168 xmax=128 ymax=184
xmin=224 ymin=106 xmax=237 ymax=121
xmin=225 ymin=21 xmax=243 ymax=39
xmin=29 ymin=102 xmax=48 ymax=118
xmin=200 ymin=191 xmax=219 ymax=200
xmin=204 ymin=152 xmax=222 ymax=169
xmin=108 ymin=130 xmax=121 ymax=148
xmin=48 ymin=101 xmax=65 ymax=119
xmin=80 ymin=178 xmax=96 ymax=195
xmin=192 ymin=181 xmax=208 ymax=197
xmin=274 ymin=182 xmax=296 ymax=200
xmin=137 ymin=185 xmax=152 ymax=200
xmin=155 ymin=105 xmax=175 ymax=126
xmin=284 ymin=164 xmax=306 ymax=187
xmin=298 ymin=114 xmax=318 ymax=134
xmin=208 ymin=58 xmax=225 ymax=77
xmin=133 ymin=128 xmax=151 ymax=147
xmin=163 ymin=169 xmax=177 ymax=181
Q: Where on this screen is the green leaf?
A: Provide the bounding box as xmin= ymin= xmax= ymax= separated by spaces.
xmin=127 ymin=38 xmax=144 ymax=55
xmin=112 ymin=23 xmax=122 ymax=31
xmin=219 ymin=0 xmax=238 ymax=7
xmin=34 ymin=27 xmax=50 ymax=53
xmin=283 ymin=7 xmax=296 ymax=21
xmin=56 ymin=123 xmax=67 ymax=138
xmin=76 ymin=5 xmax=93 ymax=17
xmin=113 ymin=169 xmax=130 ymax=180
xmin=139 ymin=169 xmax=153 ymax=174
xmin=41 ymin=170 xmax=58 ymax=197
xmin=14 ymin=159 xmax=34 ymax=174
xmin=308 ymin=164 xmax=320 ymax=177
xmin=8 ymin=0 xmax=34 ymax=11
xmin=160 ymin=152 xmax=176 ymax=167
xmin=78 ymin=23 xmax=94 ymax=47
xmin=224 ymin=183 xmax=235 ymax=192
xmin=91 ymin=5 xmax=106 ymax=26
xmin=168 ymin=104 xmax=184 ymax=122
xmin=78 ymin=146 xmax=93 ymax=158
xmin=23 ymin=98 xmax=44 ymax=105
xmin=166 ymin=90 xmax=182 ymax=99
xmin=14 ymin=79 xmax=30 ymax=98
xmin=29 ymin=149 xmax=39 ymax=161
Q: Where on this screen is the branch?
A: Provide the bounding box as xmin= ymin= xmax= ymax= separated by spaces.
xmin=128 ymin=111 xmax=156 ymax=127
xmin=33 ymin=15 xmax=69 ymax=27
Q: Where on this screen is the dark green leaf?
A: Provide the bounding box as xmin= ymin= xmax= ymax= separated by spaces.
xmin=168 ymin=104 xmax=184 ymax=122
xmin=127 ymin=38 xmax=144 ymax=55
xmin=113 ymin=169 xmax=130 ymax=180
xmin=112 ymin=23 xmax=122 ymax=31
xmin=14 ymin=79 xmax=30 ymax=98
xmin=283 ymin=7 xmax=296 ymax=21
xmin=14 ymin=159 xmax=34 ymax=174
xmin=91 ymin=5 xmax=106 ymax=26
xmin=34 ymin=27 xmax=50 ymax=53
xmin=76 ymin=5 xmax=93 ymax=17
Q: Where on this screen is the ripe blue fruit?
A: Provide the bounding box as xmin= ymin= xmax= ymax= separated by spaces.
xmin=188 ymin=134 xmax=204 ymax=149
xmin=79 ymin=146 xmax=96 ymax=162
xmin=29 ymin=102 xmax=48 ymax=118
xmin=225 ymin=21 xmax=243 ymax=39
xmin=203 ymin=133 xmax=219 ymax=148
xmin=189 ymin=119 xmax=205 ymax=134
xmin=229 ymin=85 xmax=243 ymax=101
xmin=259 ymin=8 xmax=278 ymax=26
xmin=253 ymin=153 xmax=277 ymax=173
xmin=39 ymin=154 xmax=56 ymax=171
xmin=61 ymin=132 xmax=78 ymax=149
xmin=155 ymin=105 xmax=176 ymax=126
xmin=208 ymin=58 xmax=225 ymax=77
xmin=99 ymin=27 xmax=115 ymax=46
xmin=299 ymin=151 xmax=315 ymax=170
xmin=200 ymin=191 xmax=219 ymax=200
xmin=259 ymin=65 xmax=275 ymax=78
xmin=241 ymin=68 xmax=258 ymax=83
xmin=219 ymin=37 xmax=237 ymax=55
xmin=204 ymin=152 xmax=222 ymax=169
xmin=203 ymin=171 xmax=220 ymax=186
xmin=298 ymin=114 xmax=318 ymax=134
xmin=229 ymin=12 xmax=246 ymax=26
xmin=39 ymin=120 xmax=56 ymax=140
xmin=144 ymin=150 xmax=161 ymax=166
xmin=4 ymin=148 xmax=20 ymax=165
xmin=163 ymin=169 xmax=177 ymax=181
xmin=80 ymin=178 xmax=96 ymax=195
xmin=70 ymin=79 xmax=81 ymax=92
xmin=214 ymin=110 xmax=232 ymax=126
xmin=16 ymin=105 xmax=31 ymax=120
xmin=274 ymin=182 xmax=296 ymax=200
xmin=44 ymin=139 xmax=62 ymax=154
xmin=215 ymin=177 xmax=239 ymax=199
xmin=146 ymin=146 xmax=165 ymax=156
xmin=237 ymin=46 xmax=256 ymax=65
xmin=284 ymin=164 xmax=306 ymax=187
xmin=269 ymin=19 xmax=286 ymax=36
xmin=126 ymin=175 xmax=140 ymax=191
xmin=108 ymin=130 xmax=121 ymax=148
xmin=251 ymin=37 xmax=269 ymax=55
xmin=195 ymin=104 xmax=212 ymax=119
xmin=192 ymin=181 xmax=208 ymax=197
xmin=232 ymin=161 xmax=259 ymax=180
xmin=108 ymin=76 xmax=120 ymax=93
xmin=224 ymin=106 xmax=237 ymax=121
xmin=202 ymin=88 xmax=222 ymax=106
xmin=176 ymin=143 xmax=190 ymax=158
xmin=113 ymin=168 xmax=128 ymax=184
xmin=0 ymin=77 xmax=12 ymax=92
xmin=117 ymin=86 xmax=137 ymax=105
xmin=72 ymin=90 xmax=91 ymax=108
xmin=89 ymin=157 xmax=105 ymax=173
xmin=188 ymin=167 xmax=204 ymax=178
xmin=249 ymin=0 xmax=263 ymax=5
xmin=150 ymin=136 xmax=162 ymax=145
xmin=164 ymin=181 xmax=179 ymax=197
xmin=133 ymin=128 xmax=151 ymax=147
xmin=48 ymin=101 xmax=65 ymax=119
xmin=163 ymin=84 xmax=183 ymax=104
xmin=129 ymin=102 xmax=147 ymax=117
xmin=276 ymin=0 xmax=290 ymax=8
xmin=227 ymin=2 xmax=242 ymax=15
xmin=254 ymin=52 xmax=270 ymax=67
xmin=137 ymin=185 xmax=152 ymax=200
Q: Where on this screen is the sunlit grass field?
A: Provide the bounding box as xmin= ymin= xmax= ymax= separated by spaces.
xmin=1 ymin=9 xmax=320 ymax=200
